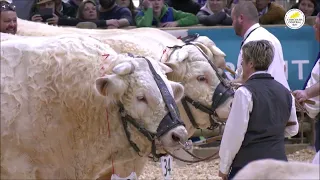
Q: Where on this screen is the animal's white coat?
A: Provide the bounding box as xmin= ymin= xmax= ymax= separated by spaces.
xmin=14 ymin=19 xmax=234 ymax=137
xmin=1 ymin=34 xmax=188 ymax=179
xmin=233 ymin=159 xmax=320 ymax=179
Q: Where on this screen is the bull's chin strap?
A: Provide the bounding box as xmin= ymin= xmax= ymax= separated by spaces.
xmin=181 ymin=96 xmax=220 ymax=130
xmin=119 ymin=105 xmax=166 ymax=161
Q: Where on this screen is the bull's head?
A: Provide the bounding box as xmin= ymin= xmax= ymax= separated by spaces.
xmin=94 ymin=55 xmax=189 ymax=155
xmin=162 ymin=41 xmax=234 ymax=132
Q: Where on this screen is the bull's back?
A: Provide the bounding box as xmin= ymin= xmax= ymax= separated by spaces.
xmin=0 ymin=34 xmax=115 ymax=179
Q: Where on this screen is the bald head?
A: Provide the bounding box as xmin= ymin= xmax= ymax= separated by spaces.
xmin=232 ymin=1 xmax=259 ymax=23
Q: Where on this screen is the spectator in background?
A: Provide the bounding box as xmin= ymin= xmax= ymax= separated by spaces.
xmin=11 ymin=0 xmax=34 ymax=20
xmin=98 ymin=0 xmax=133 ymax=28
xmin=77 ymin=0 xmax=98 ymax=20
xmin=116 ymin=0 xmax=139 ymax=21
xmin=197 ymin=0 xmax=232 ymax=26
xmin=227 ymin=0 xmax=255 ymax=10
xmin=0 ymin=0 xmax=17 ymax=34
xmin=135 ymin=0 xmax=199 ymax=27
xmin=30 ymin=0 xmax=109 ymax=28
xmin=66 ymin=0 xmax=82 ymax=17
xmin=165 ymin=0 xmax=201 ymax=15
xmin=255 ymin=0 xmax=286 ymax=24
xmin=75 ymin=0 xmax=111 ymax=28
xmin=30 ymin=0 xmax=60 ymax=25
xmin=54 ymin=0 xmax=76 ymax=17
xmin=197 ymin=0 xmax=207 ymax=7
xmin=290 ymin=0 xmax=318 ymax=17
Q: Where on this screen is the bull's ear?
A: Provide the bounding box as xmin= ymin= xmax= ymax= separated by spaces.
xmin=95 ymin=74 xmax=125 ymax=97
xmin=169 ymin=81 xmax=184 ymax=103
xmin=209 ymin=45 xmax=226 ymax=57
xmin=163 ymin=62 xmax=179 ymax=73
xmin=158 ymin=62 xmax=173 ymax=74
xmin=95 ymin=75 xmax=112 ymax=96
xmin=169 ymin=49 xmax=188 ymax=62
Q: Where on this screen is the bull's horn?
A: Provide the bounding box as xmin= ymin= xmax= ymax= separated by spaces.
xmin=112 ymin=62 xmax=134 ymax=75
xmin=209 ymin=45 xmax=226 ymax=57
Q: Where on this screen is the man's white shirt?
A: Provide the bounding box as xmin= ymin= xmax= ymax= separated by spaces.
xmin=305 ymin=59 xmax=320 ymax=118
xmin=235 ymin=23 xmax=291 ymax=90
xmin=219 ymin=71 xmax=299 ymax=174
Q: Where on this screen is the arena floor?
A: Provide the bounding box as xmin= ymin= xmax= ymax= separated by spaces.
xmin=139 ymin=148 xmax=317 ymax=180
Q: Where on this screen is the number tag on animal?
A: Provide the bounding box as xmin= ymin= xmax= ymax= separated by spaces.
xmin=160 ymin=155 xmax=173 ymax=180
xmin=111 ymin=172 xmax=138 ymax=180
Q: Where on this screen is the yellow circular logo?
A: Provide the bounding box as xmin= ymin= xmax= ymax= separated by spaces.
xmin=284 ymin=9 xmax=305 ymax=29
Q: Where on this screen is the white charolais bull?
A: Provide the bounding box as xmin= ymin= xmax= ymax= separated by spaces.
xmin=233 ymin=159 xmax=320 ymax=179
xmin=0 ymin=34 xmax=189 ymax=179
xmin=15 ymin=19 xmax=234 ymax=137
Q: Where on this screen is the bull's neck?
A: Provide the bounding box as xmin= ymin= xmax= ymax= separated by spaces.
xmin=69 ymin=103 xmax=152 ymax=179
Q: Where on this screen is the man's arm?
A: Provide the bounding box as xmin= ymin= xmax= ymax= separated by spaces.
xmin=293 ymin=82 xmax=320 ymax=103
xmin=306 ymin=82 xmax=320 ymax=99
xmin=219 ymin=87 xmax=252 ymax=174
xmin=285 ymin=94 xmax=299 ymax=137
xmin=118 ymin=8 xmax=133 ymax=27
xmin=135 ymin=8 xmax=154 ymax=27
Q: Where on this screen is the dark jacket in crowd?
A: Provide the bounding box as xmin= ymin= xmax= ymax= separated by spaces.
xmin=56 ymin=1 xmax=77 ymax=18
xmin=99 ymin=4 xmax=133 ymax=25
xmin=67 ymin=0 xmax=80 ymax=17
xmin=165 ymin=0 xmax=201 ymax=15
xmin=197 ymin=8 xmax=232 ymax=26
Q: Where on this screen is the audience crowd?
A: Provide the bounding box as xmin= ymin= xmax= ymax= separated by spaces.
xmin=0 ymin=0 xmax=319 ymax=33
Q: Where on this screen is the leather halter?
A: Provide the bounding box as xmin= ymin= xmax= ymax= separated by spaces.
xmin=118 ymin=56 xmax=185 ymax=161
xmin=167 ymin=34 xmax=235 ymax=130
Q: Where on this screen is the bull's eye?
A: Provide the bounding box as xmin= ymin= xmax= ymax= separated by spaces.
xmin=137 ymin=96 xmax=147 ymax=103
xmin=197 ymin=75 xmax=207 ymax=82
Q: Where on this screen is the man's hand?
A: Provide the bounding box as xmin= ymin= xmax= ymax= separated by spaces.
xmin=160 ymin=21 xmax=178 ymax=27
xmin=142 ymin=0 xmax=152 ymax=8
xmin=31 ymin=14 xmax=43 ymax=22
xmin=292 ymin=90 xmax=308 ymax=103
xmin=106 ymin=19 xmax=120 ymax=28
xmin=231 ymin=77 xmax=244 ymax=84
xmin=47 ymin=14 xmax=59 ymax=25
xmin=218 ymin=171 xmax=228 ymax=180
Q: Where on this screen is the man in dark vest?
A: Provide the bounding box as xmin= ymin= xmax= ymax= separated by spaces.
xmin=218 ymin=40 xmax=299 ymax=180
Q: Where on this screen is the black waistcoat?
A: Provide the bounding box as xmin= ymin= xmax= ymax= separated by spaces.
xmin=232 ymin=73 xmax=292 ymax=167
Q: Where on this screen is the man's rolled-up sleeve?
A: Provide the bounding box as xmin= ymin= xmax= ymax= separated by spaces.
xmin=219 ymin=87 xmax=252 ymax=174
xmin=285 ymin=94 xmax=299 ymax=137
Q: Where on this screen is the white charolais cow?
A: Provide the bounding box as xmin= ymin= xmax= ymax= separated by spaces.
xmin=233 ymin=159 xmax=320 ymax=179
xmin=1 ymin=34 xmax=189 ymax=179
xmin=15 ymin=19 xmax=234 ymax=137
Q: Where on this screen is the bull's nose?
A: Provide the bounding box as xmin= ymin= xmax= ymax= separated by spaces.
xmin=171 ymin=131 xmax=187 ymax=144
